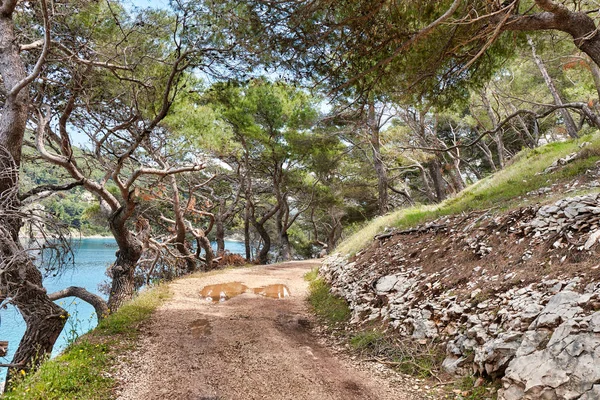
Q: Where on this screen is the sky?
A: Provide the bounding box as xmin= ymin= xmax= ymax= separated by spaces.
xmin=126 ymin=0 xmax=168 ymax=10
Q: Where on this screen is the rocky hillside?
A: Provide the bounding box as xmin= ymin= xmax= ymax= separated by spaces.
xmin=322 ymin=138 xmax=600 ymax=400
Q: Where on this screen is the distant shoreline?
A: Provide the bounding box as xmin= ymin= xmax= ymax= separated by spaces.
xmin=21 ymin=234 xmax=245 ymax=242
xmin=72 ymin=234 xmax=113 ymax=239
xmin=18 ymin=234 xmax=113 ymax=240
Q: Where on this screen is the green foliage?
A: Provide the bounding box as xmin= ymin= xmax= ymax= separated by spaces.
xmin=305 ymin=269 xmax=350 ymax=324
xmin=288 ymin=226 xmax=314 ymax=259
xmin=20 ymin=149 xmax=109 ymax=236
xmin=4 ymin=285 xmax=171 ymax=399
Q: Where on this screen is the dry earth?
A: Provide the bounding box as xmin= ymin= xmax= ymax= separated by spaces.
xmin=114 ymin=260 xmax=417 ymax=400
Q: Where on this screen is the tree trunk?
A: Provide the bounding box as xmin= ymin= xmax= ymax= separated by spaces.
xmin=528 ymin=35 xmax=579 ymax=139
xmin=252 ymin=220 xmax=271 ymax=264
xmin=419 ymin=165 xmax=437 ymax=203
xmin=244 ymin=199 xmax=251 ymax=261
xmin=0 ymin=12 xmax=68 ymax=391
xmin=503 ymin=4 xmax=600 ymax=71
xmin=587 ymin=58 xmax=600 ymax=102
xmin=326 ymin=217 xmax=342 ymax=250
xmin=215 ymin=216 xmax=226 ymax=255
xmin=479 ymin=91 xmax=506 ymax=169
xmin=1 ymin=231 xmax=68 ymax=389
xmin=477 ymin=140 xmax=497 ymax=171
xmin=451 ymin=158 xmax=466 ymax=192
xmin=106 ymin=214 xmax=143 ymax=311
xmin=367 ymin=100 xmax=389 ymax=215
xmin=280 ymin=231 xmax=292 ymax=261
xmin=49 ymin=286 xmax=109 ymax=323
xmin=197 ymin=234 xmax=214 ymax=269
xmin=428 ymin=158 xmax=446 ymax=202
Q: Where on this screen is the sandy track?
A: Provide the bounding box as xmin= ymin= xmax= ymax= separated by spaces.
xmin=115 ymin=260 xmax=412 ymax=400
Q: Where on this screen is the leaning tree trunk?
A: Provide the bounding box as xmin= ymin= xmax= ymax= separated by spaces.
xmin=106 ymin=215 xmax=144 ymax=312
xmin=528 ymin=36 xmax=579 ymax=139
xmin=0 ymin=152 xmax=67 ymax=390
xmin=1 ymin=228 xmax=68 ymax=389
xmin=0 ymin=11 xmax=68 ymax=391
xmin=280 ymin=231 xmax=292 ymax=261
xmin=215 ymin=216 xmax=226 ymax=255
xmin=196 ymin=234 xmax=214 ymax=270
xmin=252 ymin=221 xmax=271 ymax=264
xmin=428 ymin=158 xmax=447 ymax=202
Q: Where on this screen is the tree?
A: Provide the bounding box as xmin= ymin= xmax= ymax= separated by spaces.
xmin=239 ymin=1 xmax=600 ymax=108
xmin=205 ymin=79 xmax=319 ymax=263
xmin=0 ymin=0 xmax=71 ymax=386
xmin=32 ymin=2 xmax=204 ymax=311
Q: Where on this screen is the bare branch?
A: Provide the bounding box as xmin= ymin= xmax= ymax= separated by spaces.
xmin=124 ymin=164 xmax=204 ymax=190
xmin=9 ymin=0 xmax=50 ymax=98
xmin=48 ymin=286 xmax=109 ymax=323
xmin=400 ymin=102 xmax=600 ymax=153
xmin=19 ymin=180 xmax=83 ymax=201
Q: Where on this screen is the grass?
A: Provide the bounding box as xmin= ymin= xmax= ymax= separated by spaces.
xmin=304 ymin=269 xmax=443 ymax=379
xmin=4 ymin=284 xmax=171 ymax=400
xmin=305 ymin=268 xmax=351 ymax=324
xmin=452 ymin=375 xmax=500 ymax=400
xmin=337 ymin=134 xmax=600 ymax=256
xmin=349 ymin=328 xmax=444 ymax=379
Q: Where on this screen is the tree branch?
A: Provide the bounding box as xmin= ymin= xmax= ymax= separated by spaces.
xmin=124 ymin=164 xmax=204 ymax=190
xmin=9 ymin=0 xmax=50 ymax=99
xmin=48 ymin=286 xmax=109 ymax=322
xmin=19 ymin=180 xmax=83 ymax=201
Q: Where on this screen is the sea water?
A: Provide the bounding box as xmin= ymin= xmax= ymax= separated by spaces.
xmin=0 ymin=237 xmax=244 ymax=381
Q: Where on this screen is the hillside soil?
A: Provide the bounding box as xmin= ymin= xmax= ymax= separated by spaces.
xmin=114 ymin=260 xmax=418 ymax=400
xmin=357 ymin=200 xmax=600 ymax=304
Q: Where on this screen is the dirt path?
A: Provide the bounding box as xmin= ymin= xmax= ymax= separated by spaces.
xmin=115 ymin=260 xmax=415 ymax=400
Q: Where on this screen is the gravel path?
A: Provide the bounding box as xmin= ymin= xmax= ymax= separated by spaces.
xmin=114 ymin=260 xmax=413 ymax=400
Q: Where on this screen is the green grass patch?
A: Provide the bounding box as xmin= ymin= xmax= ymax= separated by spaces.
xmin=349 ymin=328 xmax=444 ymax=379
xmin=96 ymin=284 xmax=171 ymax=337
xmin=4 ymin=284 xmax=171 ymax=400
xmin=350 ymin=330 xmax=385 ymax=350
xmin=305 ymin=268 xmax=350 ymax=324
xmin=452 ymin=375 xmax=500 ymax=400
xmin=337 ymin=134 xmax=600 ymax=256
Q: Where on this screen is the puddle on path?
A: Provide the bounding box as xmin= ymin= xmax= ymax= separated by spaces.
xmin=253 ymin=284 xmax=291 ymax=299
xmin=200 ymin=282 xmax=248 ymax=302
xmin=200 ymin=282 xmax=291 ymax=302
xmin=190 ymin=319 xmax=212 ymax=336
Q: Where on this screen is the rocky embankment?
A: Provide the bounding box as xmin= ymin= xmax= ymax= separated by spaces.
xmin=322 ymin=193 xmax=600 ymax=400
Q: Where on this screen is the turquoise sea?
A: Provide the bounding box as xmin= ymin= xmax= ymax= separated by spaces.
xmin=0 ymin=238 xmax=244 ymax=380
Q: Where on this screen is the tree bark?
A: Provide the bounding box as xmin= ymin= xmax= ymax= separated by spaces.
xmin=0 ymin=8 xmax=68 ymax=391
xmin=48 ymin=287 xmax=109 ymax=323
xmin=280 ymin=231 xmax=292 ymax=261
xmin=215 ymin=215 xmax=226 ymax=255
xmin=367 ymin=100 xmax=389 ymax=215
xmin=587 ymin=58 xmax=600 ymax=102
xmin=252 ymin=220 xmax=272 ymax=264
xmin=106 ymin=213 xmax=144 ymax=311
xmin=528 ymin=36 xmax=579 ymax=138
xmin=428 ymin=158 xmax=446 ymax=202
xmin=244 ymin=198 xmax=252 ymax=261
xmin=168 ymin=175 xmax=197 ymax=273
xmin=502 ymin=2 xmax=600 ymax=71
xmin=479 ymin=91 xmax=506 ymax=169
